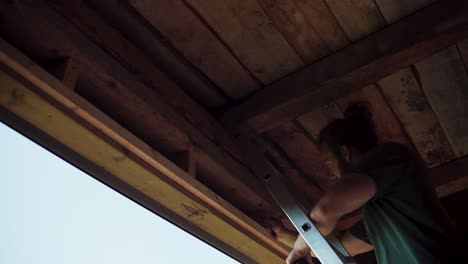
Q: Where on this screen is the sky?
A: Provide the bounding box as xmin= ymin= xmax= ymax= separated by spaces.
xmin=0 ymin=122 xmax=239 ymax=264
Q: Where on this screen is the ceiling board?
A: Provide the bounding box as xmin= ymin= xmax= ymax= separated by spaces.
xmin=185 ymin=0 xmax=303 ymax=84
xmin=378 ymin=68 xmax=455 ymax=167
xmin=130 ymin=0 xmax=259 ymax=100
xmin=415 ymin=46 xmax=468 ymax=157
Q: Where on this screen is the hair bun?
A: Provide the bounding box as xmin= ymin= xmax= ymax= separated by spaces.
xmin=344 ymin=102 xmax=372 ymax=122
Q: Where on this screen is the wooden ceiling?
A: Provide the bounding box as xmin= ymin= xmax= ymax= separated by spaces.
xmin=1 ymin=0 xmax=468 ymax=257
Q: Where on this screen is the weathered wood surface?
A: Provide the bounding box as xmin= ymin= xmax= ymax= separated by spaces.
xmin=257 ymin=0 xmax=348 ymax=64
xmin=324 ymin=0 xmax=387 ymax=41
xmin=256 ymin=0 xmax=327 ymax=64
xmin=266 ymin=122 xmax=339 ymax=191
xmin=0 ymin=0 xmax=281 ymax=219
xmin=185 ymin=0 xmax=303 ymax=84
xmin=297 ymin=103 xmax=343 ymax=141
xmin=129 ymin=0 xmax=258 ymax=100
xmin=375 ymin=0 xmax=435 ymax=24
xmin=415 ymin=46 xmax=468 ymax=157
xmin=223 ymin=0 xmax=468 ymax=134
xmin=378 ymin=68 xmax=455 ymax=167
xmin=46 ymin=0 xmax=245 ymax=162
xmin=335 ymin=85 xmax=409 ymax=145
xmin=89 ymin=0 xmax=227 ymax=109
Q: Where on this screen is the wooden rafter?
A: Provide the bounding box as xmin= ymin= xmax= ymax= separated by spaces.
xmin=0 ymin=38 xmax=289 ymax=261
xmin=223 ymin=0 xmax=468 ymax=134
xmin=0 ymin=0 xmax=287 ymax=219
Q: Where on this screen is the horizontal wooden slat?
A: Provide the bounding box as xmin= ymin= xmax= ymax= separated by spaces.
xmin=223 ymin=0 xmax=468 ymax=134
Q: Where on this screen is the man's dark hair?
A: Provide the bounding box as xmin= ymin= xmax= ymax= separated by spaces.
xmin=318 ymin=102 xmax=378 ymax=155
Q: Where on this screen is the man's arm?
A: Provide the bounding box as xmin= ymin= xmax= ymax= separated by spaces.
xmin=286 ymin=173 xmax=376 ymax=264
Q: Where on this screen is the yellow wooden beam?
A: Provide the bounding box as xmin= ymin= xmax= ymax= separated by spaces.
xmin=0 ymin=40 xmax=287 ymax=262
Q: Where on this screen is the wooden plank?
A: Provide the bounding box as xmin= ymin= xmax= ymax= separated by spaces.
xmin=256 ymin=0 xmax=351 ymax=63
xmin=129 ymin=0 xmax=258 ymax=100
xmin=0 ymin=0 xmax=281 ymax=219
xmin=46 ymin=0 xmax=243 ymax=163
xmin=335 ymin=85 xmax=409 ymax=145
xmin=324 ymin=0 xmax=387 ymax=41
xmin=0 ymin=69 xmax=287 ymax=262
xmin=297 ymin=103 xmax=343 ymax=140
xmin=431 ymin=156 xmax=468 ymax=197
xmin=256 ymin=0 xmax=328 ymax=63
xmin=222 ymin=0 xmax=468 ymax=134
xmin=185 ymin=0 xmax=303 ymax=84
xmin=292 ymin=0 xmax=349 ymax=52
xmin=88 ymin=0 xmax=227 ymax=109
xmin=375 ymin=0 xmax=435 ymax=24
xmin=266 ymin=122 xmax=339 ymax=191
xmin=415 ymin=46 xmax=468 ymax=157
xmin=378 ymin=68 xmax=455 ymax=167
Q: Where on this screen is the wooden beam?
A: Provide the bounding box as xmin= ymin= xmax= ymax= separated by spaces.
xmin=0 ymin=0 xmax=281 ymax=218
xmin=87 ymin=0 xmax=228 ymax=108
xmin=127 ymin=0 xmax=258 ymax=100
xmin=0 ymin=40 xmax=289 ymax=261
xmin=223 ymin=0 xmax=468 ymax=134
xmin=431 ymin=156 xmax=468 ymax=197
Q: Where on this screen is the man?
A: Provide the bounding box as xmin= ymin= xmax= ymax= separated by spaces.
xmin=278 ymin=104 xmax=465 ymax=264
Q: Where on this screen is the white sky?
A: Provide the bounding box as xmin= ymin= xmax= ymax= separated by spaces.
xmin=0 ymin=122 xmax=239 ymax=264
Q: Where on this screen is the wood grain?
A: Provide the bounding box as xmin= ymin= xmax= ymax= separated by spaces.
xmin=186 ymin=0 xmax=303 ymax=84
xmin=0 ymin=0 xmax=280 ymax=219
xmin=266 ymin=122 xmax=339 ymax=190
xmin=223 ymin=0 xmax=468 ymax=134
xmin=129 ymin=0 xmax=258 ymax=99
xmin=0 ymin=62 xmax=288 ymax=262
xmin=297 ymin=103 xmax=343 ymax=141
xmin=378 ymin=68 xmax=455 ymax=167
xmin=257 ymin=0 xmax=349 ymax=64
xmin=88 ymin=0 xmax=227 ymax=109
xmin=257 ymin=0 xmax=328 ymax=63
xmin=415 ymin=46 xmax=468 ymax=157
xmin=324 ymin=0 xmax=387 ymax=41
xmin=375 ymin=0 xmax=435 ymax=23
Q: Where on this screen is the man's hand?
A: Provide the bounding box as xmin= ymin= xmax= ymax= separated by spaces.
xmin=285 ymin=235 xmax=314 ymax=264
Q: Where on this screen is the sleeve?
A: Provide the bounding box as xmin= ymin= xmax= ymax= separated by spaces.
xmin=349 ymin=220 xmax=371 ymax=245
xmin=358 ymin=143 xmax=410 ymax=200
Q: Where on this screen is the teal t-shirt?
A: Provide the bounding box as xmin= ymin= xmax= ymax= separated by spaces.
xmin=350 ymin=142 xmax=466 ymax=263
